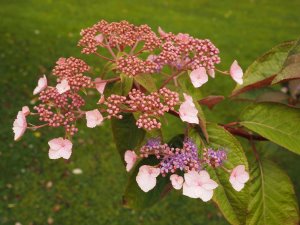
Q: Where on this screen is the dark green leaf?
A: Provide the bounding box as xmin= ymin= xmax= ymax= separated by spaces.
xmin=231 ymin=41 xmax=295 ymax=96
xmin=111 ymin=113 xmax=146 ymax=160
xmin=273 ymin=38 xmax=300 ymax=83
xmin=247 ymin=158 xmax=299 ymax=225
xmin=240 ymin=103 xmax=300 ymax=155
xmin=206 ymin=123 xmax=249 ymax=225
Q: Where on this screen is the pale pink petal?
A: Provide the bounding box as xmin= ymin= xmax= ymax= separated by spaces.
xmin=234 ymin=165 xmax=246 ymax=174
xmin=48 ymin=148 xmax=62 ymax=159
xmin=94 ymin=34 xmax=104 ymax=43
xmin=179 ymin=94 xmax=199 ymax=124
xmin=136 ymin=165 xmax=159 ymax=192
xmin=208 ymin=69 xmax=215 ymax=78
xmin=182 ymin=183 xmax=202 ymax=198
xmin=22 ymin=106 xmax=30 ymax=116
xmin=13 ymin=111 xmax=27 ymax=141
xmin=230 ymin=60 xmax=243 ymax=85
xmin=198 ymin=187 xmax=214 ymax=202
xmin=230 ymin=180 xmax=245 ymax=192
xmin=48 ymin=137 xmax=64 ymax=150
xmin=59 ymin=147 xmax=72 ymax=159
xmin=170 ymin=174 xmax=184 ymax=190
xmin=236 ymin=172 xmax=250 ymax=184
xmin=97 ymin=95 xmax=105 ymax=104
xmin=48 ymin=138 xmax=72 ymax=160
xmin=124 ymin=150 xmax=137 ymax=172
xmin=198 ymin=170 xmax=210 ymax=182
xmin=158 ymin=26 xmax=166 ymax=37
xmin=56 ymin=79 xmax=70 ymax=94
xmin=183 ymin=170 xmax=200 ymax=186
xmin=33 ymin=75 xmax=47 ymax=95
xmin=230 ymin=165 xmax=249 ymax=191
xmin=202 ymin=179 xmax=218 ymax=190
xmin=85 ymin=109 xmax=103 ymax=128
xmin=189 ymin=67 xmax=208 ymax=88
xmin=95 ymin=78 xmax=107 ymax=94
xmin=183 ymin=93 xmax=194 ymax=104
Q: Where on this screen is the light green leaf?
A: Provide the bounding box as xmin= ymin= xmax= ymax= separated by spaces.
xmin=120 ymin=73 xmax=133 ymax=95
xmin=273 ymin=37 xmax=300 ymax=83
xmin=240 ymin=103 xmax=300 ymax=155
xmin=231 ymin=41 xmax=295 ymax=96
xmin=134 ymin=74 xmax=157 ymax=92
xmin=247 ymin=158 xmax=299 ymax=225
xmin=206 ymin=123 xmax=249 ymax=225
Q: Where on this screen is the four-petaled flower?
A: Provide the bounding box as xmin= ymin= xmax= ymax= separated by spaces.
xmin=13 ymin=111 xmax=27 ymax=141
xmin=179 ymin=93 xmax=199 ymax=124
xmin=22 ymin=106 xmax=30 ymax=116
xmin=189 ymin=67 xmax=208 ymax=88
xmin=183 ymin=170 xmax=218 ymax=202
xmin=33 ymin=75 xmax=47 ymax=95
xmin=48 ymin=137 xmax=73 ymax=160
xmin=56 ymin=79 xmax=70 ymax=94
xmin=124 ymin=150 xmax=137 ymax=172
xmin=229 ymin=165 xmax=249 ymax=191
xmin=136 ymin=165 xmax=160 ymax=192
xmin=170 ymin=174 xmax=184 ymax=190
xmin=230 ymin=60 xmax=243 ymax=85
xmin=85 ymin=109 xmax=104 ymax=128
xmin=95 ymin=78 xmax=107 ymax=95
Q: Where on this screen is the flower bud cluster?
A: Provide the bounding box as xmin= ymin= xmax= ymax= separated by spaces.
xmin=52 ymin=57 xmax=92 ymax=91
xmin=78 ymin=20 xmax=161 ymax=54
xmin=153 ymin=32 xmax=220 ymax=71
xmin=203 ymin=147 xmax=227 ymax=168
xmin=105 ymin=88 xmax=179 ymax=130
xmin=116 ymin=55 xmax=157 ymax=76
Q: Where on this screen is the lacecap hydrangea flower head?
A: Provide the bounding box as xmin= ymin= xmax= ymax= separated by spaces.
xmin=13 ymin=20 xmax=247 ymax=203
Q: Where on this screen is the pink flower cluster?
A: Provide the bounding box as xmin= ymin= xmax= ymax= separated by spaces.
xmin=13 ymin=20 xmax=247 ymax=204
xmin=105 ymin=88 xmax=179 ymax=130
xmin=78 ymin=20 xmax=161 ymax=54
xmin=124 ymin=138 xmax=249 ymax=201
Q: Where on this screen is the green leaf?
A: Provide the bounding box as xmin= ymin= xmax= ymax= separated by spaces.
xmin=134 ymin=74 xmax=157 ymax=92
xmin=206 ymin=123 xmax=249 ymax=225
xmin=122 ymin=156 xmax=171 ymax=210
xmin=123 ymin=135 xmax=183 ymax=210
xmin=120 ymin=73 xmax=133 ymax=95
xmin=111 ymin=113 xmax=146 ymax=160
xmin=231 ymin=41 xmax=295 ymax=96
xmin=240 ymin=103 xmax=300 ymax=155
xmin=273 ymin=38 xmax=300 ymax=83
xmin=247 ymin=158 xmax=299 ymax=225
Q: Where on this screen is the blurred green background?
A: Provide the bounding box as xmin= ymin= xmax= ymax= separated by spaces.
xmin=1 ymin=0 xmax=300 ymax=224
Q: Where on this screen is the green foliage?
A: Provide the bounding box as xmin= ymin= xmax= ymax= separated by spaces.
xmin=273 ymin=37 xmax=300 ymax=83
xmin=231 ymin=41 xmax=295 ymax=96
xmin=206 ymin=124 xmax=249 ymax=225
xmin=111 ymin=113 xmax=146 ymax=160
xmin=134 ymin=74 xmax=157 ymax=92
xmin=247 ymin=158 xmax=299 ymax=225
xmin=120 ymin=73 xmax=134 ymax=96
xmin=240 ymin=103 xmax=300 ymax=155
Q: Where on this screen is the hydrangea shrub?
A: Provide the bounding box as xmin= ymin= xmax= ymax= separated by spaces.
xmin=13 ymin=20 xmax=300 ymax=225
